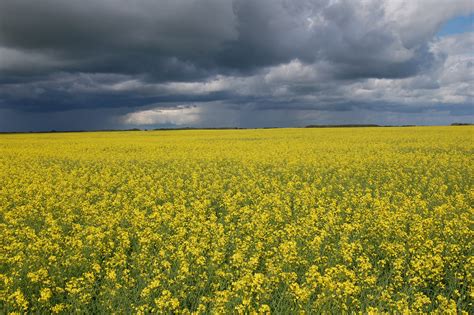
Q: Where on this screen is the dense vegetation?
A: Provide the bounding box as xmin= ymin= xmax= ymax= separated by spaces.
xmin=1 ymin=127 xmax=472 ymax=313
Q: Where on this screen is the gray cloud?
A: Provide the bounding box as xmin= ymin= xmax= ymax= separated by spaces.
xmin=0 ymin=0 xmax=473 ymax=130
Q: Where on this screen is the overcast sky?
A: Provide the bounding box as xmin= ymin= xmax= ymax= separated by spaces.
xmin=0 ymin=0 xmax=473 ymax=131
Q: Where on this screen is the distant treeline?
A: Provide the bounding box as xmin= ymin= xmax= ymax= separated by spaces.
xmin=305 ymin=124 xmax=383 ymax=128
xmin=305 ymin=123 xmax=473 ymax=128
xmin=0 ymin=127 xmax=245 ymax=134
xmin=0 ymin=124 xmax=472 ymax=134
xmin=153 ymin=127 xmax=245 ymax=131
xmin=0 ymin=128 xmax=143 ymax=134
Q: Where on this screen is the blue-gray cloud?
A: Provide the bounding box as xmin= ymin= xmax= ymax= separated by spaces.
xmin=0 ymin=0 xmax=473 ymax=131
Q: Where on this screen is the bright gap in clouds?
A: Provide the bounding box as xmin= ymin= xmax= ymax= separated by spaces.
xmin=437 ymin=13 xmax=474 ymax=36
xmin=123 ymin=106 xmax=202 ymax=126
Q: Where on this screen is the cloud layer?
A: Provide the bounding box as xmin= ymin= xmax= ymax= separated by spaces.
xmin=0 ymin=0 xmax=472 ymax=130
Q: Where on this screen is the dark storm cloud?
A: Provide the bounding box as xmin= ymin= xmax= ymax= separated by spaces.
xmin=1 ymin=0 xmax=460 ymax=80
xmin=0 ymin=0 xmax=237 ymax=81
xmin=0 ymin=0 xmax=473 ymax=130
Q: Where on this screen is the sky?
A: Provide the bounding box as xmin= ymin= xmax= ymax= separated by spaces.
xmin=0 ymin=0 xmax=473 ymax=131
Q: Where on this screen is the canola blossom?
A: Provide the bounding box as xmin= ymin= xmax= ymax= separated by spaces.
xmin=0 ymin=127 xmax=473 ymax=313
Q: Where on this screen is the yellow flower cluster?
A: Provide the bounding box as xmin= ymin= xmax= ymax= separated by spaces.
xmin=0 ymin=127 xmax=472 ymax=313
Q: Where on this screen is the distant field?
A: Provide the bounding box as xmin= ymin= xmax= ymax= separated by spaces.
xmin=0 ymin=127 xmax=472 ymax=313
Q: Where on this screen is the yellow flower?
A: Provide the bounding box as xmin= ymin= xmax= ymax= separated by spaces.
xmin=9 ymin=290 xmax=28 ymax=311
xmin=38 ymin=288 xmax=52 ymax=303
xmin=51 ymin=303 xmax=66 ymax=314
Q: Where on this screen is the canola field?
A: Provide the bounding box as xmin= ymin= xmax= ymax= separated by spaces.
xmin=0 ymin=127 xmax=473 ymax=314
